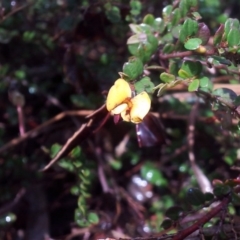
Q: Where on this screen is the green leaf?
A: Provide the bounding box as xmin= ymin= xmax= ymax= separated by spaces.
xmin=172 ymin=25 xmax=182 ymax=39
xmin=224 ymin=18 xmax=234 ymax=37
xmin=179 ymin=18 xmax=198 ymax=43
xmin=161 ymin=219 xmax=173 ymax=229
xmin=161 ymin=32 xmax=173 ymax=43
xmin=130 ymin=0 xmax=142 ymax=16
xmin=58 ymin=159 xmax=74 ymax=172
xmin=186 ymin=188 xmax=205 ymax=206
xmin=50 ymin=144 xmax=62 ymax=158
xmin=147 ymin=34 xmax=158 ymax=52
xmin=231 ymin=192 xmax=240 ymax=206
xmin=171 ymin=8 xmax=181 ymax=26
xmin=179 ymin=60 xmax=202 ymax=78
xmin=128 ymin=43 xmax=139 ymax=56
xmin=162 ymin=43 xmax=175 ymax=53
xmin=184 ymin=38 xmax=202 ymax=50
xmin=71 ymin=146 xmax=81 ymax=158
xmin=139 ymin=23 xmax=152 ymax=33
xmin=179 ymin=0 xmax=188 ymax=17
xmin=165 ymin=206 xmax=183 ymax=221
xmin=134 ymin=77 xmax=155 ymax=94
xmin=160 ymin=72 xmax=176 ymax=83
xmin=204 ymin=192 xmax=214 ymax=201
xmin=87 ymin=212 xmax=99 ymax=224
xmin=122 ymin=57 xmax=144 ymax=80
xmin=178 ymin=69 xmax=191 ymax=79
xmin=141 ymin=162 xmax=167 ymax=187
xmin=129 ymin=24 xmax=142 ymax=34
xmin=213 ymin=24 xmax=224 ymax=46
xmin=188 ymin=79 xmax=199 ymax=92
xmin=192 ymin=11 xmax=202 ymax=21
xmin=143 ymin=14 xmax=155 ymax=25
xmin=227 ymin=28 xmax=240 ymax=47
xmin=105 ymin=6 xmax=121 ymax=23
xmin=162 ymin=5 xmax=173 ymax=21
xmin=169 ymin=61 xmax=179 ymax=75
xmin=199 ymin=77 xmax=213 ymax=92
xmin=212 ymin=88 xmax=237 ymax=105
xmin=137 ymin=42 xmax=154 ymax=63
xmin=153 ymin=17 xmax=165 ymax=33
xmin=213 ymin=184 xmax=231 ymax=198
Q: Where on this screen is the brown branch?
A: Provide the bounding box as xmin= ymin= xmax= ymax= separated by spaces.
xmin=0 ymin=110 xmax=93 ymax=154
xmin=0 ymin=188 xmax=26 ymax=217
xmin=0 ymin=2 xmax=33 ymax=25
xmin=159 ymin=49 xmax=215 ymax=60
xmin=172 ymin=197 xmax=230 ymax=240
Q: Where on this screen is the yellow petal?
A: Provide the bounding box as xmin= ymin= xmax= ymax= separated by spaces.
xmin=106 ymin=79 xmax=132 ymax=111
xmin=121 ymin=109 xmax=131 ymax=122
xmin=130 ymin=91 xmax=151 ymax=123
xmin=111 ymin=103 xmax=128 ymax=115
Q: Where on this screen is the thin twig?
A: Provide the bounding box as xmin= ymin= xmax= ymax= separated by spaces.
xmin=172 ymin=197 xmax=230 ymax=240
xmin=0 ymin=110 xmax=92 ymax=154
xmin=187 ymin=102 xmax=212 ymax=193
xmin=0 ymin=188 xmax=26 ymax=217
xmin=17 ymin=105 xmax=25 ymax=136
xmin=0 ymin=2 xmax=33 ymax=25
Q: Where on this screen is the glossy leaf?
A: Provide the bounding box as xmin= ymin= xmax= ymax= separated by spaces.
xmin=172 ymin=25 xmax=182 ymax=39
xmin=184 ymin=38 xmax=202 ymax=50
xmin=179 ymin=0 xmax=188 ymax=17
xmin=231 ymin=192 xmax=240 ymax=206
xmin=171 ymin=8 xmax=181 ymax=26
xmin=153 ymin=17 xmax=165 ymax=33
xmin=137 ymin=42 xmax=154 ymax=63
xmin=197 ymin=23 xmax=210 ymax=45
xmin=187 ymin=188 xmax=205 ymax=206
xmin=123 ymin=57 xmax=143 ymax=80
xmin=139 ymin=23 xmax=151 ymax=33
xmin=147 ymin=34 xmax=158 ymax=52
xmin=143 ymin=14 xmax=155 ymax=25
xmin=134 ymin=76 xmax=155 ymax=94
xmin=87 ymin=212 xmax=99 ymax=224
xmin=179 ymin=18 xmax=198 ymax=43
xmin=213 ymin=184 xmax=231 ymax=198
xmin=162 ymin=5 xmax=173 ymax=21
xmin=179 ymin=60 xmax=202 ymax=78
xmin=129 ymin=24 xmax=142 ymax=34
xmin=188 ymin=79 xmax=199 ymax=92
xmin=162 ymin=43 xmax=175 ymax=53
xmin=212 ymin=88 xmax=237 ymax=105
xmin=199 ymin=76 xmax=213 ymax=92
xmin=213 ymin=24 xmax=224 ymax=46
xmin=161 ymin=219 xmax=173 ymax=229
xmin=105 ymin=6 xmax=121 ymax=23
xmin=136 ymin=113 xmax=166 ymax=147
xmin=128 ymin=43 xmax=139 ymax=56
xmin=165 ymin=206 xmax=183 ymax=221
xmin=141 ymin=162 xmax=167 ymax=186
xmin=204 ymin=192 xmax=214 ymax=201
xmin=160 ymin=72 xmax=176 ymax=83
xmin=227 ymin=28 xmax=240 ymax=47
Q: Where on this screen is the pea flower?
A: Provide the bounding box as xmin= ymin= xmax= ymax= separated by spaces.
xmin=106 ymin=78 xmax=151 ymax=124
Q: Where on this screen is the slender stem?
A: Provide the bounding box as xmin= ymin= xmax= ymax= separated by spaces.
xmin=17 ymin=105 xmax=25 ymax=136
xmin=172 ymin=197 xmax=230 ymax=240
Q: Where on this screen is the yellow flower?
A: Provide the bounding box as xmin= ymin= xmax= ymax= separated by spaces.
xmin=106 ymin=78 xmax=151 ymax=123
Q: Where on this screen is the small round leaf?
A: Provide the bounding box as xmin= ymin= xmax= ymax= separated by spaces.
xmin=184 ymin=38 xmax=202 ymax=50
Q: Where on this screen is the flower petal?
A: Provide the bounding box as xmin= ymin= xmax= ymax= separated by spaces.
xmin=121 ymin=109 xmax=131 ymax=122
xmin=106 ymin=79 xmax=132 ymax=112
xmin=111 ymin=103 xmax=128 ymax=114
xmin=130 ymin=91 xmax=151 ymax=123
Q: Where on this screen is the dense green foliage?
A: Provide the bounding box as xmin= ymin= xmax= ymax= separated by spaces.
xmin=1 ymin=0 xmax=240 ymax=239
